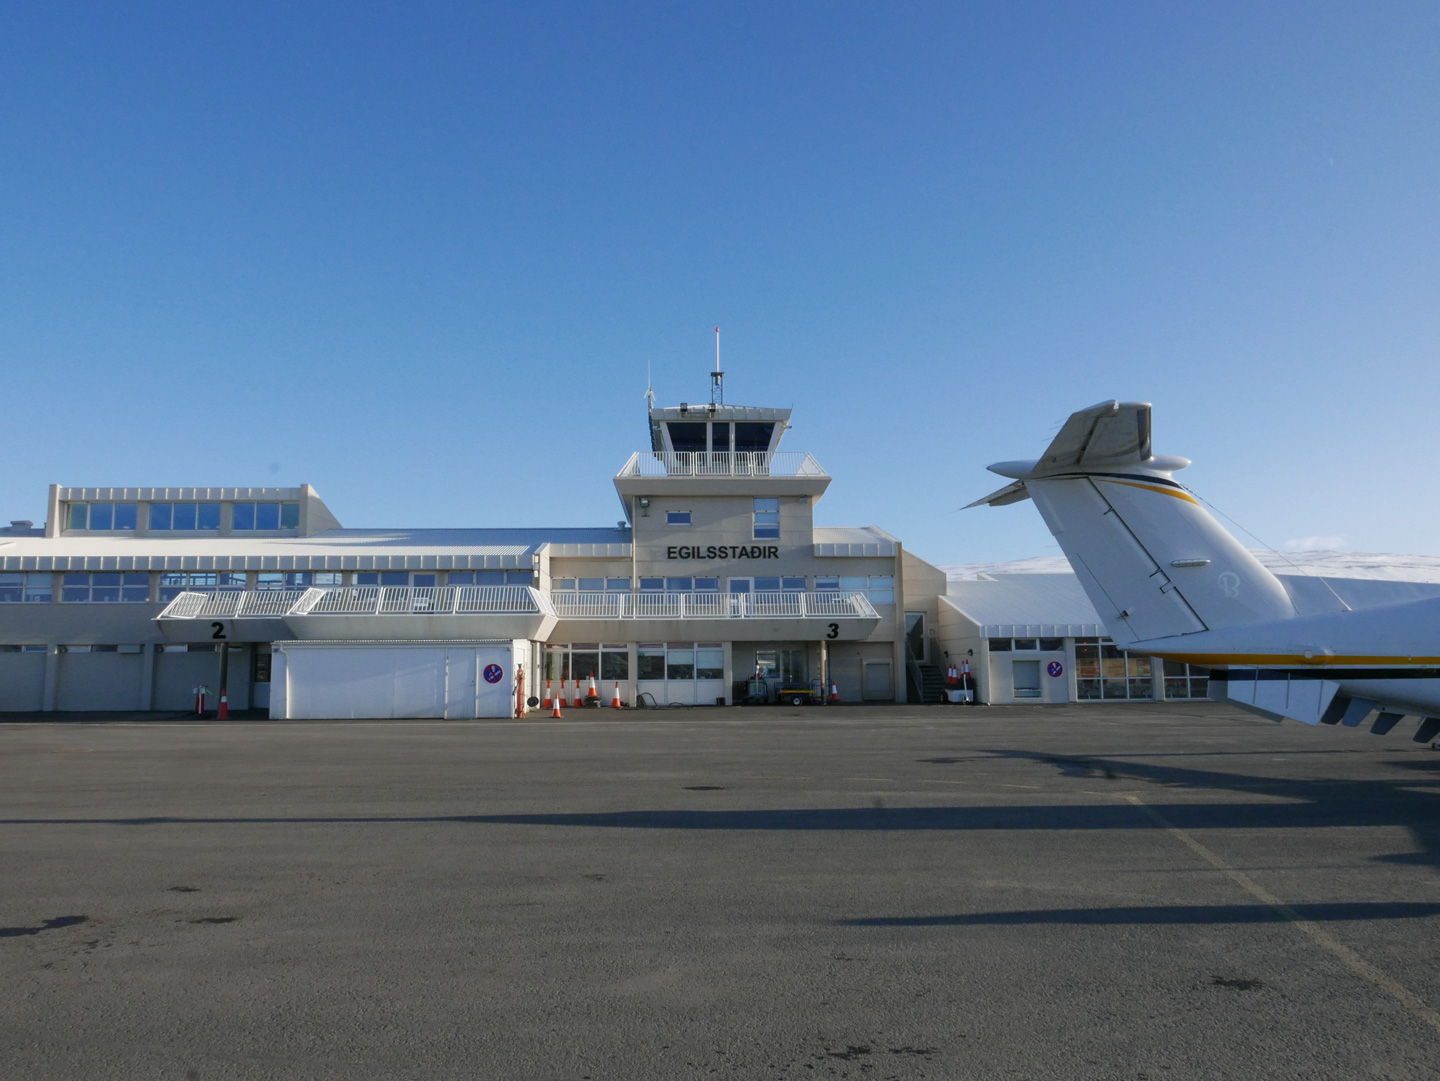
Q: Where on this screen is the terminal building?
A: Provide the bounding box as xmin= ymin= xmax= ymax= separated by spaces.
xmin=11 ymin=374 xmax=1423 ymax=717
xmin=0 ymin=380 xmax=952 ymax=717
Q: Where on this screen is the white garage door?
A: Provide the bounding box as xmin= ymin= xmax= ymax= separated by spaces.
xmin=283 ymin=645 xmax=514 ymax=719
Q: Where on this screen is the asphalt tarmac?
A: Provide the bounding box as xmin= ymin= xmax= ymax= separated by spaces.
xmin=3 ymin=702 xmax=1439 ymax=1080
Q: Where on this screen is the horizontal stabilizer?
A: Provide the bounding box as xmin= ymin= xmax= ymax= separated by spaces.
xmin=963 ymin=481 xmax=1030 ymax=509
xmin=1037 ymin=400 xmax=1152 ymax=473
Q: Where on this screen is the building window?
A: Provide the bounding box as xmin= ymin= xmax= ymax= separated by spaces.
xmin=1075 ymin=638 xmax=1152 ymax=701
xmin=639 ymin=578 xmax=664 ymax=591
xmin=820 ymin=576 xmax=894 ymax=603
xmin=66 ymin=503 xmax=138 ymax=531
xmin=545 ymin=643 xmax=629 ymax=682
xmin=0 ymin=644 xmax=47 ymax=652
xmin=232 ymin=502 xmax=300 ymax=530
xmin=865 ymin=576 xmax=894 ymax=604
xmin=734 ymin=423 xmax=774 ymax=453
xmin=449 ymin=570 xmax=531 ymax=586
xmin=0 ymin=573 xmax=54 ymax=603
xmin=60 ymin=573 xmax=150 ymax=603
xmin=666 ymin=511 xmax=692 ymax=526
xmin=988 ymin=637 xmax=1067 ymax=653
xmin=159 ymin=572 xmax=246 ymax=603
xmin=753 ymin=498 xmax=779 ymax=539
xmin=1163 ymin=660 xmax=1210 ymax=700
xmin=638 ymin=644 xmax=665 ymax=679
xmin=148 ymin=503 xmax=221 ymax=531
xmin=634 ymin=642 xmax=723 ymax=682
xmin=356 ymin=572 xmax=438 ymax=587
xmin=255 ymin=572 xmax=344 ymax=591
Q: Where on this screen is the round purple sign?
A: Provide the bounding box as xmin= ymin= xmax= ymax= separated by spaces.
xmin=1047 ymin=661 xmax=1064 ymax=678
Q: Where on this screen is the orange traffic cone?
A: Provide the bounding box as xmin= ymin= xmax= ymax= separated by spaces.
xmin=611 ymin=681 xmax=623 ymax=709
xmin=542 ymin=679 xmax=552 ymax=709
xmin=586 ymin=673 xmax=600 ymax=704
xmin=572 ymin=680 xmax=584 ymax=709
xmin=551 ymin=691 xmax=563 ymax=718
xmin=218 ymin=690 xmax=230 ymax=720
xmin=829 ymin=680 xmax=839 ymax=704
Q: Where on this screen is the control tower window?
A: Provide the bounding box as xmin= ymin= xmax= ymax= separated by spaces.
xmin=753 ymin=498 xmax=780 ymax=539
xmin=668 ymin=422 xmax=708 ymax=453
xmin=734 ymin=423 xmax=775 ymax=454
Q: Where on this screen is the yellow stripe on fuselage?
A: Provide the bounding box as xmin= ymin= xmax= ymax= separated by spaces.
xmin=1154 ymin=653 xmax=1440 ymax=667
xmin=1095 ymin=478 xmax=1199 ymax=504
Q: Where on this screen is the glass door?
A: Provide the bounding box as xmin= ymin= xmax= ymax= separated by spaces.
xmin=728 ymin=578 xmax=751 ymax=617
xmin=905 ymin=613 xmax=926 ymax=662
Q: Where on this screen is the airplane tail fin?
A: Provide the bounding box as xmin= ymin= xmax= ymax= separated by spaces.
xmin=971 ymin=401 xmax=1296 ymax=645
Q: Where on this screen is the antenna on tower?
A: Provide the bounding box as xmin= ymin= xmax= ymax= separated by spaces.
xmin=645 ymin=358 xmax=655 ymax=410
xmin=710 ymin=326 xmax=724 ymax=406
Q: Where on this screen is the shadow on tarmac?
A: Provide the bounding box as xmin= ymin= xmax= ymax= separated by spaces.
xmin=5 ymin=747 xmax=1439 ymax=860
xmin=841 ymin=902 xmax=1440 ymax=926
xmin=0 ymin=796 xmax=1436 ymax=837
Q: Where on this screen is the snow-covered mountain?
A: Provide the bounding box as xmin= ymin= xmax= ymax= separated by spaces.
xmin=943 ymin=551 xmax=1440 ymax=583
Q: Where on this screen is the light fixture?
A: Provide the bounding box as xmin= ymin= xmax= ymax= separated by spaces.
xmin=639 ymin=498 xmax=650 ymax=508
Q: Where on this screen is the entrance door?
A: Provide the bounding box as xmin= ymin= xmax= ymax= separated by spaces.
xmin=251 ymin=647 xmax=272 ymax=708
xmin=446 ymin=650 xmax=478 ymax=718
xmin=728 ymin=579 xmax=751 ymax=617
xmin=863 ymin=661 xmax=892 ymax=700
xmin=905 ymin=613 xmax=926 ymax=662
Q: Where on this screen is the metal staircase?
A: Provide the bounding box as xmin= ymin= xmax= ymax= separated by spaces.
xmin=905 ymin=645 xmax=948 ymax=704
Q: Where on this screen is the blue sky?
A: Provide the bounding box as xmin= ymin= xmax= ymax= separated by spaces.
xmin=3 ymin=2 xmax=1438 ymax=565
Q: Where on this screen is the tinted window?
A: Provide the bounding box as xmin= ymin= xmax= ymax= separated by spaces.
xmin=734 ymin=422 xmax=774 ymax=453
xmin=668 ymin=422 xmax=708 ymax=452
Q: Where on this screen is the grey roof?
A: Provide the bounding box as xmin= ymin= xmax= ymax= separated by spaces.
xmin=943 ymin=574 xmax=1105 ymax=637
xmin=0 ymin=527 xmax=632 ymax=573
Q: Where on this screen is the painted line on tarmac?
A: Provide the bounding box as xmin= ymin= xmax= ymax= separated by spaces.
xmin=1124 ymin=793 xmax=1440 ymax=1036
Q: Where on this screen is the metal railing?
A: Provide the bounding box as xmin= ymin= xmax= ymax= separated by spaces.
xmin=302 ymin=585 xmax=546 ymax=616
xmin=159 ymin=586 xmax=552 ymax=619
xmin=154 ymin=590 xmax=307 ymax=619
xmin=617 ymin=451 xmax=828 ymax=478
xmin=549 ymin=590 xmax=877 ymax=620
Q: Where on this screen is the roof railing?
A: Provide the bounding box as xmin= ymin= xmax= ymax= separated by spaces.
xmin=549 ymin=590 xmax=876 ymax=620
xmin=158 ymin=586 xmax=553 ymax=619
xmin=617 ymin=450 xmax=827 ymax=478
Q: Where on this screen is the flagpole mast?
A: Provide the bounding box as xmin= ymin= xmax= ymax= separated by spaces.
xmin=710 ymin=326 xmax=724 ymax=407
